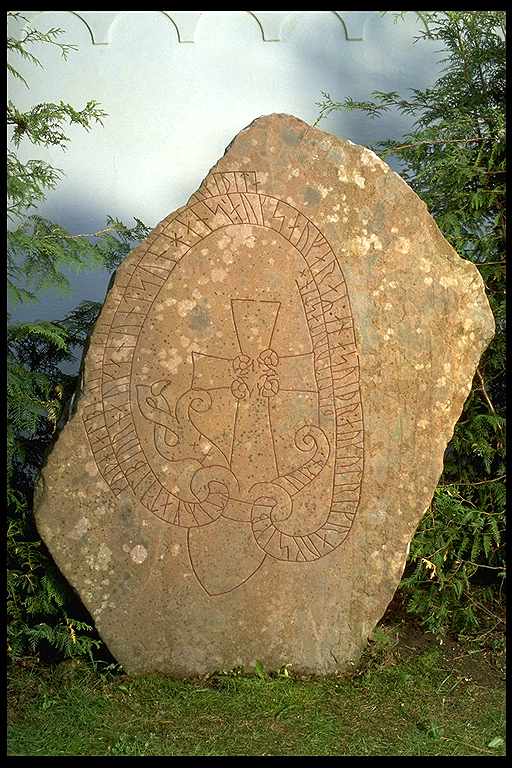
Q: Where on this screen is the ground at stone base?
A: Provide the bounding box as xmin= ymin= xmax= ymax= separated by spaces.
xmin=7 ymin=616 xmax=505 ymax=757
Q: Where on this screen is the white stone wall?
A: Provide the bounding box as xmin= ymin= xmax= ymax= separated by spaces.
xmin=8 ymin=10 xmax=443 ymax=324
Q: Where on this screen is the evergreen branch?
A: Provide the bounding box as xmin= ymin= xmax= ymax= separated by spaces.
xmin=66 ymin=220 xmax=153 ymax=240
xmin=7 ymin=16 xmax=78 ymax=88
xmin=439 ymin=475 xmax=505 ymax=487
xmin=475 ymin=261 xmax=506 ymax=266
xmin=67 ymin=226 xmax=126 ymax=239
xmin=476 ymin=367 xmax=499 ymax=419
xmin=462 ymin=561 xmax=504 ymax=571
xmin=7 ymin=61 xmax=29 ymax=88
xmin=7 ymin=153 xmax=63 ymax=218
xmin=8 ymin=101 xmax=108 ymax=148
xmin=389 ymin=136 xmax=486 ymax=152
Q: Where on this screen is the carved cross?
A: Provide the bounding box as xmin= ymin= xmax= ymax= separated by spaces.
xmin=192 ymin=299 xmax=317 ymax=495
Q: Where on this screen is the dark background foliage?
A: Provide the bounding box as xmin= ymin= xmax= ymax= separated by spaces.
xmin=7 ymin=12 xmax=150 ymax=660
xmin=317 ymin=10 xmax=506 ymax=635
xmin=7 ymin=10 xmax=505 ymax=664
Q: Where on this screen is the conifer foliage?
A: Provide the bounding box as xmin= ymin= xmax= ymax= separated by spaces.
xmin=7 ymin=12 xmax=149 ymax=660
xmin=317 ymin=11 xmax=506 ymax=634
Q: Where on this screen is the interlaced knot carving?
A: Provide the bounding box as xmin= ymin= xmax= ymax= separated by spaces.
xmin=83 ymin=191 xmax=364 ymax=595
xmin=231 ymin=348 xmax=280 ymax=400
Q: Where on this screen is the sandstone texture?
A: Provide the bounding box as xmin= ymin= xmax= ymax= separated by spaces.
xmin=35 ymin=114 xmax=495 ymax=676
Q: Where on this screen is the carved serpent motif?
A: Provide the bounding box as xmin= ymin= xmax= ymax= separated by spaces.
xmin=83 ymin=185 xmax=364 ymax=584
xmin=137 ymin=378 xmax=335 ymax=561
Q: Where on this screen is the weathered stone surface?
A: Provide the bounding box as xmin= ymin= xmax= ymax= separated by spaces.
xmin=35 ymin=114 xmax=494 ymax=676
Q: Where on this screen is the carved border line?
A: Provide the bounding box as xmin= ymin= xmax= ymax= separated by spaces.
xmin=82 ymin=182 xmax=364 ymax=550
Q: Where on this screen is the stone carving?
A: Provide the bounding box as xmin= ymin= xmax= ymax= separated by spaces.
xmin=81 ymin=177 xmax=362 ymax=595
xmin=35 ymin=114 xmax=494 ymax=676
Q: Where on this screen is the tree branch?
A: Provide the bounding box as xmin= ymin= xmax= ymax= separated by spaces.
xmin=476 ymin=367 xmax=498 ymax=417
xmin=463 ymin=561 xmax=504 ymax=570
xmin=67 ymin=227 xmax=119 ymax=240
xmin=390 ymin=136 xmax=486 ymax=152
xmin=439 ymin=475 xmax=506 ymax=487
xmin=476 ymin=261 xmax=506 ymax=266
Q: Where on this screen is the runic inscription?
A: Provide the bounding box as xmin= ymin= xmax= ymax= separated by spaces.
xmin=34 ymin=114 xmax=496 ymax=679
xmin=81 ymin=175 xmax=364 ymax=594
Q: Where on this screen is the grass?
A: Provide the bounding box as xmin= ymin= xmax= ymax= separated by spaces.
xmin=7 ymin=621 xmax=506 ymax=757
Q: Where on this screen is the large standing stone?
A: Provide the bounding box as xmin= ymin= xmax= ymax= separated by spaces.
xmin=35 ymin=114 xmax=494 ymax=675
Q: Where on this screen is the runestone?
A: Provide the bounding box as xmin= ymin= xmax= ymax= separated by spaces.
xmin=35 ymin=114 xmax=494 ymax=675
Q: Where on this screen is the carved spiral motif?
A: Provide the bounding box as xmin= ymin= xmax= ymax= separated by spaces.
xmin=259 ymin=348 xmax=279 ymax=368
xmin=231 ymin=378 xmax=250 ymax=400
xmin=247 ymin=424 xmax=338 ymax=562
xmin=84 ymin=186 xmax=363 ymax=587
xmin=232 ymin=354 xmax=251 ymax=376
xmin=258 ymin=375 xmax=279 ymax=397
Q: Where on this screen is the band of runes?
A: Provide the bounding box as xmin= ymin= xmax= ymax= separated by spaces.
xmin=81 ymin=174 xmax=364 ymax=572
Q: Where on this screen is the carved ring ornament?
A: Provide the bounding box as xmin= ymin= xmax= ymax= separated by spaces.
xmin=82 ymin=171 xmax=364 ymax=594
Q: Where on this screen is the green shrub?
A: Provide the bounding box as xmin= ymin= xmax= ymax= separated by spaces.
xmin=318 ymin=11 xmax=506 ymax=635
xmin=7 ymin=12 xmax=149 ymax=661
